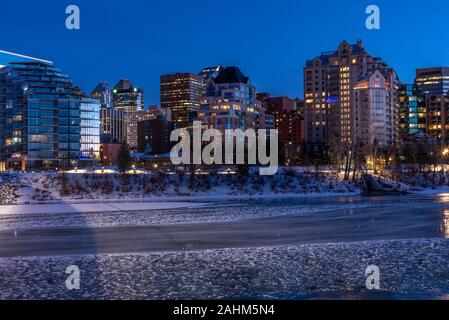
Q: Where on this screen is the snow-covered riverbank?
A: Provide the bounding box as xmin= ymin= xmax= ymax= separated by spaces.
xmin=0 ymin=171 xmax=360 ymax=205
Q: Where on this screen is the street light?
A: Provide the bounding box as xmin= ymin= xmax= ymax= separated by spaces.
xmin=442 ymin=149 xmax=449 ymax=171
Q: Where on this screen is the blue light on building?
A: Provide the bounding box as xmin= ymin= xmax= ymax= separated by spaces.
xmin=0 ymin=50 xmax=100 ymax=170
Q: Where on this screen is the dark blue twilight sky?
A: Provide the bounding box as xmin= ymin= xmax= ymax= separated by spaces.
xmin=1 ymin=0 xmax=448 ymax=104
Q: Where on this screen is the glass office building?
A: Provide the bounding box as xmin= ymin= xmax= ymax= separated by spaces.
xmin=79 ymin=98 xmax=101 ymax=166
xmin=398 ymin=84 xmax=426 ymax=138
xmin=0 ymin=50 xmax=99 ymax=170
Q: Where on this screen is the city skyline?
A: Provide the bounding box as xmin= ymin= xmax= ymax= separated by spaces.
xmin=2 ymin=1 xmax=449 ymax=304
xmin=2 ymin=0 xmax=449 ymax=104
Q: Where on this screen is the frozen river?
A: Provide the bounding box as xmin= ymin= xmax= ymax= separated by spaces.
xmin=0 ymin=194 xmax=448 ymax=299
xmin=0 ymin=194 xmax=448 ymax=258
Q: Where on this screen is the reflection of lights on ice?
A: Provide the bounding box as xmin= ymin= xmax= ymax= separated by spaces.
xmin=438 ymin=194 xmax=449 ymax=203
xmin=444 ymin=211 xmax=449 ymax=239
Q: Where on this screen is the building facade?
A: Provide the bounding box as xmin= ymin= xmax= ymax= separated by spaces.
xmin=160 ymin=73 xmax=204 ymax=129
xmin=0 ymin=51 xmax=99 ymax=170
xmin=91 ymin=81 xmax=113 ymax=109
xmin=124 ymin=109 xmax=158 ymax=151
xmin=416 ymin=67 xmax=449 ymax=96
xmin=92 ymin=81 xmax=125 ymax=145
xmin=398 ymin=84 xmax=426 ymax=139
xmin=258 ymin=94 xmax=305 ymax=145
xmin=100 ymin=142 xmax=121 ymax=166
xmin=112 ymin=79 xmax=144 ymax=151
xmin=199 ymin=65 xmax=223 ymax=88
xmin=353 ymin=71 xmax=391 ymax=146
xmin=424 ymin=95 xmax=449 ymax=144
xmin=415 ymin=68 xmax=449 ymax=145
xmin=198 ymin=66 xmax=266 ymax=132
xmin=79 ymin=98 xmax=101 ymax=166
xmin=99 ymin=107 xmax=125 ymax=144
xmin=303 ymin=40 xmax=399 ymax=147
xmin=137 ymin=115 xmax=175 ymax=155
xmin=112 ymin=79 xmax=144 ymax=111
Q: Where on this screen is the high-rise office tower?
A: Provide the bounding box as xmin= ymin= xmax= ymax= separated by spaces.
xmin=415 ymin=68 xmax=449 ymax=145
xmin=91 ymin=81 xmax=113 ymax=109
xmin=398 ymin=84 xmax=426 ymax=139
xmin=112 ymin=79 xmax=144 ymax=151
xmin=99 ymin=107 xmax=125 ymax=144
xmin=0 ymin=50 xmax=100 ymax=170
xmin=79 ymin=98 xmax=101 ymax=166
xmin=92 ymin=81 xmax=124 ymax=144
xmin=160 ymin=73 xmax=204 ymax=129
xmin=112 ymin=79 xmax=144 ymax=111
xmin=303 ymin=40 xmax=399 ymax=147
xmin=415 ymin=68 xmax=449 ymax=96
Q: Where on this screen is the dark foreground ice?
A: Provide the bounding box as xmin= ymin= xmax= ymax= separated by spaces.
xmin=0 ymin=239 xmax=448 ymax=300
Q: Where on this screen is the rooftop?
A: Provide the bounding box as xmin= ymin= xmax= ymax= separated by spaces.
xmin=214 ymin=66 xmax=249 ymax=84
xmin=0 ymin=50 xmax=53 ymax=68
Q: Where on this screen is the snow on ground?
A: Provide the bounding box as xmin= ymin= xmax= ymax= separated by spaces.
xmin=0 ymin=171 xmax=360 ymax=205
xmin=0 ymin=180 xmax=18 ymax=205
xmin=0 ymin=238 xmax=447 ymax=300
xmin=399 ymin=172 xmax=449 ymax=193
xmin=413 ymin=187 xmax=449 ymax=196
xmin=0 ymin=202 xmax=206 ymax=215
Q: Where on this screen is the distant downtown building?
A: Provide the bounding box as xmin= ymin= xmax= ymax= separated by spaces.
xmin=112 ymin=79 xmax=144 ymax=111
xmin=398 ymin=84 xmax=426 ymax=139
xmin=91 ymin=81 xmax=113 ymax=109
xmin=257 ymin=93 xmax=304 ymax=164
xmin=199 ymin=65 xmax=223 ymax=87
xmin=112 ymin=79 xmax=144 ymax=151
xmin=415 ymin=67 xmax=449 ymax=96
xmin=91 ymin=81 xmax=125 ymax=144
xmin=304 ymin=40 xmax=400 ymax=147
xmin=160 ymin=73 xmax=204 ymax=129
xmin=0 ymin=50 xmax=100 ymax=170
xmin=257 ymin=94 xmax=305 ymax=146
xmin=199 ymin=66 xmax=267 ymax=132
xmin=137 ymin=115 xmax=175 ymax=155
xmin=415 ymin=68 xmax=449 ymax=145
xmin=99 ymin=107 xmax=125 ymax=144
xmin=125 ymin=109 xmax=158 ymax=151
